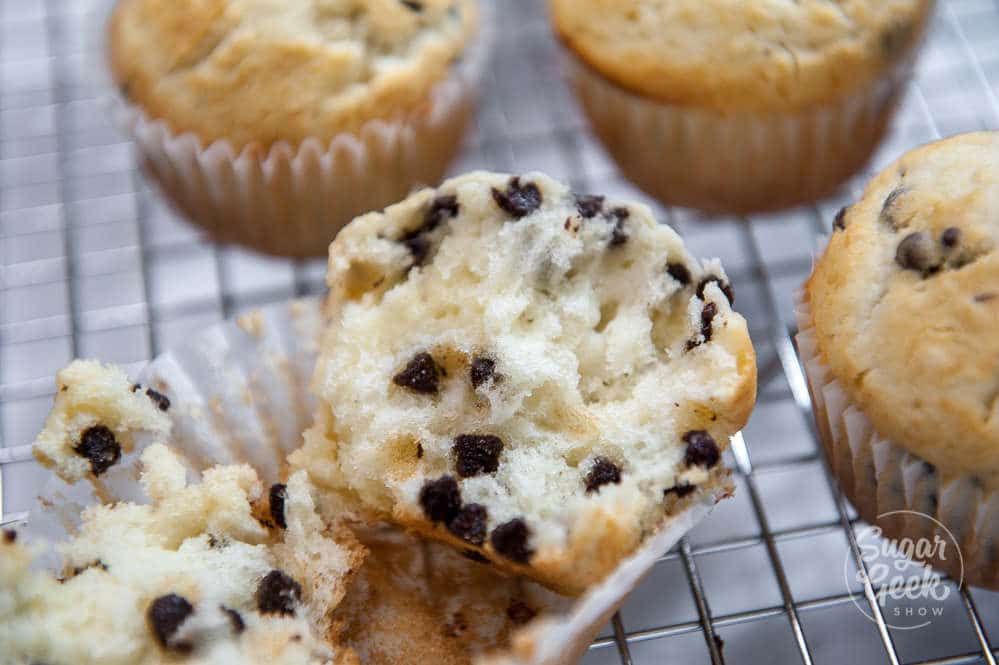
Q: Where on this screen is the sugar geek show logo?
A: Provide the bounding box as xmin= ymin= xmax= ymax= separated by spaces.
xmin=845 ymin=510 xmax=963 ymax=630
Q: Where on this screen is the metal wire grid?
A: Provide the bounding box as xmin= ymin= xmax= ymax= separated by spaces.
xmin=1 ymin=0 xmax=998 ymax=663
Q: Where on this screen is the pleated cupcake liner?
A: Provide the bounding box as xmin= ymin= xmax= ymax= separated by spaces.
xmin=796 ymin=292 xmax=998 ymax=590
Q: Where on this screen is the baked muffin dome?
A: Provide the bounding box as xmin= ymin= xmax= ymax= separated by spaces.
xmin=549 ymin=0 xmax=934 ymax=112
xmin=109 ymin=0 xmax=477 ymax=148
xmin=806 ymin=131 xmax=999 ymax=483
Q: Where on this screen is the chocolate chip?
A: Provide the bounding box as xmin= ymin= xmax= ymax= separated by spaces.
xmin=895 ymin=231 xmax=940 ymax=275
xmin=401 ymin=195 xmax=459 ymax=267
xmin=131 ymin=383 xmax=141 ymax=392
xmin=145 ymin=388 xmax=170 ymax=412
xmin=833 ymin=206 xmax=848 ymax=231
xmin=393 ymin=352 xmax=442 ymax=394
xmin=575 ymin=194 xmax=605 ymax=219
xmin=490 ymin=518 xmax=533 ymax=564
xmin=400 ymin=0 xmax=423 ymax=10
xmin=880 ymin=187 xmax=907 ymax=228
xmin=148 ymin=594 xmax=194 ymax=652
xmin=665 ymin=484 xmax=697 ymax=498
xmin=221 ymin=606 xmax=245 ymax=634
xmin=687 ymin=301 xmax=720 ymax=351
xmin=941 ymin=227 xmax=961 ymax=248
xmin=507 ymin=600 xmax=537 ymax=625
xmin=3 ymin=529 xmax=16 ymax=544
xmin=683 ymin=431 xmax=720 ymax=468
xmin=492 ymin=177 xmax=542 ymax=219
xmin=584 ymin=457 xmax=622 ymax=493
xmin=448 ymin=503 xmax=488 ymax=545
xmin=419 ymin=476 xmax=462 ymax=523
xmin=470 ymin=356 xmax=496 ymax=389
xmin=609 ymin=207 xmax=630 ymax=247
xmin=696 ymin=276 xmax=735 ymax=305
xmin=454 ymin=434 xmax=503 ymax=478
xmin=74 ymin=425 xmax=121 ymax=476
xmin=462 ymin=549 xmax=490 ymax=563
xmin=256 ymin=570 xmax=302 ymax=616
xmin=416 ymin=443 xmax=424 ymax=459
xmin=269 ymin=484 xmax=287 ymax=530
xmin=666 ymin=262 xmax=692 ymax=286
xmin=71 ymin=560 xmax=108 ymax=577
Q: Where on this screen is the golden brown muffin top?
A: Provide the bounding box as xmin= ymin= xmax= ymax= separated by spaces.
xmin=109 ymin=0 xmax=477 ymax=148
xmin=806 ymin=132 xmax=999 ymax=485
xmin=549 ymin=0 xmax=933 ymax=112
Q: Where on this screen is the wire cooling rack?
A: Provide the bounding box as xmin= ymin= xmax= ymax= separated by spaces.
xmin=1 ymin=1 xmax=998 ymax=663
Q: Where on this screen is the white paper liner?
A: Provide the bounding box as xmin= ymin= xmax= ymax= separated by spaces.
xmin=564 ymin=45 xmax=921 ymax=214
xmin=795 ymin=290 xmax=998 ymax=590
xmin=94 ymin=0 xmax=495 ymax=258
xmin=22 ymin=297 xmax=723 ymax=665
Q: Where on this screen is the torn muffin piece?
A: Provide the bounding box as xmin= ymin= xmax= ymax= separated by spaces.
xmin=1 ymin=444 xmax=364 ymax=665
xmin=293 ymin=171 xmax=757 ymax=594
xmin=32 ymin=360 xmax=172 ymax=483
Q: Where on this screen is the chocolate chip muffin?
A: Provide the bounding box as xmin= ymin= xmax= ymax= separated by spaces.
xmin=106 ymin=0 xmax=484 ymax=257
xmin=550 ymin=0 xmax=934 ymax=213
xmin=291 ymin=171 xmax=757 ymax=594
xmin=2 ymin=444 xmax=365 ymax=665
xmin=799 ymin=131 xmax=999 ymax=589
xmin=32 ymin=360 xmax=172 ymax=484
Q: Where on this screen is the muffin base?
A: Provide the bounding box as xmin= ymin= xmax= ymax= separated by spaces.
xmin=796 ymin=293 xmax=998 ymax=590
xmin=103 ymin=6 xmax=492 ymax=258
xmin=567 ymin=55 xmax=914 ymax=215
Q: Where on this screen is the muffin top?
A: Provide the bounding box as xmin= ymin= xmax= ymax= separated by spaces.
xmin=806 ymin=132 xmax=999 ymax=483
xmin=109 ymin=0 xmax=477 ymax=148
xmin=549 ymin=0 xmax=932 ymax=112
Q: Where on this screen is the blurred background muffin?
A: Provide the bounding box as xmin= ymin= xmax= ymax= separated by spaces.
xmin=797 ymin=131 xmax=999 ymax=588
xmin=107 ymin=0 xmax=484 ymax=257
xmin=550 ymin=0 xmax=935 ymax=215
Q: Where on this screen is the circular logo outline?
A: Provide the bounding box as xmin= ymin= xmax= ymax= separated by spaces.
xmin=845 ymin=510 xmax=964 ymax=631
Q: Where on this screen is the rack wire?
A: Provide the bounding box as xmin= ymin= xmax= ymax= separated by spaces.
xmin=1 ymin=1 xmax=998 ymax=663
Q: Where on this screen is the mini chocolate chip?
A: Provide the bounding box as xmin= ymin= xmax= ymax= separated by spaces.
xmin=419 ymin=476 xmax=462 ymax=523
xmin=492 ymin=177 xmax=542 ymax=219
xmin=256 ymin=570 xmax=302 ymax=616
xmin=696 ymin=276 xmax=735 ymax=305
xmin=470 ymin=356 xmax=496 ymax=389
xmin=666 ymin=262 xmax=692 ymax=286
xmin=895 ymin=231 xmax=939 ymax=275
xmin=400 ymin=0 xmax=423 ymax=10
xmin=131 ymin=383 xmax=141 ymax=392
xmin=416 ymin=443 xmax=424 ymax=459
xmin=609 ymin=207 xmax=630 ymax=246
xmin=74 ymin=425 xmax=121 ymax=476
xmin=686 ymin=302 xmax=719 ymax=351
xmin=145 ymin=388 xmax=170 ymax=412
xmin=448 ymin=503 xmax=488 ymax=545
xmin=584 ymin=457 xmax=622 ymax=493
xmin=148 ymin=594 xmax=194 ymax=652
xmin=941 ymin=227 xmax=961 ymax=248
xmin=269 ymin=484 xmax=287 ymax=530
xmin=880 ymin=187 xmax=907 ymax=228
xmin=683 ymin=431 xmax=720 ymax=468
xmin=665 ymin=484 xmax=697 ymax=498
xmin=71 ymin=560 xmax=108 ymax=577
xmin=575 ymin=194 xmax=605 ymax=219
xmin=393 ymin=352 xmax=442 ymax=394
xmin=833 ymin=206 xmax=848 ymax=231
xmin=462 ymin=549 xmax=490 ymax=563
xmin=3 ymin=529 xmax=16 ymax=544
xmin=490 ymin=518 xmax=533 ymax=564
xmin=507 ymin=600 xmax=537 ymax=625
xmin=454 ymin=434 xmax=504 ymax=477
xmin=221 ymin=606 xmax=245 ymax=634
xmin=975 ymin=293 xmax=997 ymax=303
xmin=401 ymin=195 xmax=460 ymax=267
